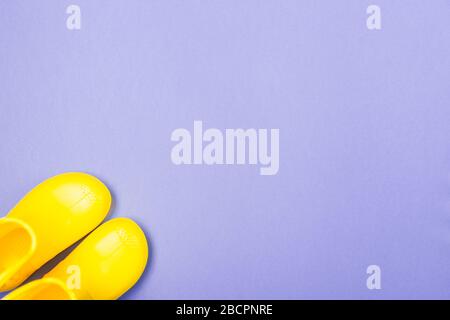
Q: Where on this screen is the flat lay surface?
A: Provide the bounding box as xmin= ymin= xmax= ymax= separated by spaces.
xmin=0 ymin=1 xmax=450 ymax=299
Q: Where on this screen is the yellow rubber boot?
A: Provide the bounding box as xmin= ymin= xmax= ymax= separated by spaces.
xmin=0 ymin=172 xmax=111 ymax=292
xmin=3 ymin=218 xmax=149 ymax=300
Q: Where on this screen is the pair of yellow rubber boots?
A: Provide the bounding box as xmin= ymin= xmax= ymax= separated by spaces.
xmin=0 ymin=172 xmax=148 ymax=300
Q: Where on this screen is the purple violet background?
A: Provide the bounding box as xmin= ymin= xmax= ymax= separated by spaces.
xmin=1 ymin=1 xmax=450 ymax=299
